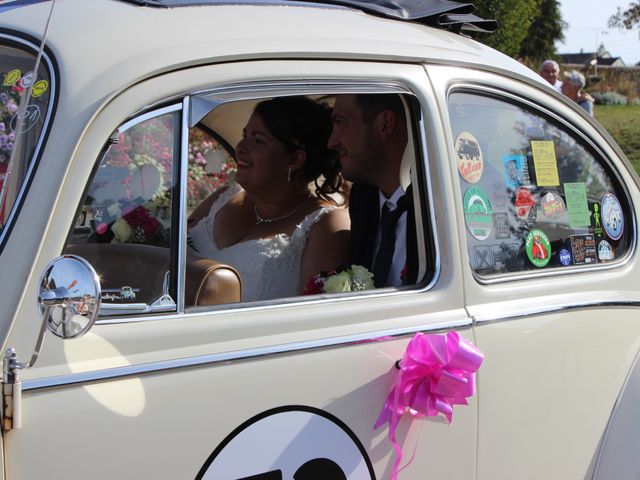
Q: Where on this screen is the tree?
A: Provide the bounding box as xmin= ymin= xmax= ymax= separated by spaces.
xmin=519 ymin=0 xmax=565 ymax=64
xmin=609 ymin=2 xmax=640 ymax=29
xmin=471 ymin=0 xmax=540 ymax=57
xmin=471 ymin=0 xmax=565 ymax=63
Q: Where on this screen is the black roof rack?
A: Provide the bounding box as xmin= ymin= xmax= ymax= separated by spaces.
xmin=118 ymin=0 xmax=497 ymax=34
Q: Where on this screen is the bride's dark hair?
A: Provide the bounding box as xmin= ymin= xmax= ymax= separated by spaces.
xmin=253 ymin=96 xmax=346 ymax=205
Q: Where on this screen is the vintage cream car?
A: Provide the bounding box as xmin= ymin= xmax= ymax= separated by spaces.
xmin=1 ymin=0 xmax=639 ymax=478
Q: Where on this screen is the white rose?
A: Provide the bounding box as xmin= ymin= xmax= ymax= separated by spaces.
xmin=324 ymin=271 xmax=352 ymax=293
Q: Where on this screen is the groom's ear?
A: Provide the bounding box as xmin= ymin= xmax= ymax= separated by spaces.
xmin=372 ymin=109 xmax=397 ymax=140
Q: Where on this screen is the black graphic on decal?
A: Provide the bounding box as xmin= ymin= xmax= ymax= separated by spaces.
xmin=196 ymin=406 xmax=375 ymax=480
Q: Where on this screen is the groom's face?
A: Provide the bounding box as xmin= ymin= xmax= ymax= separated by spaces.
xmin=328 ymin=95 xmax=379 ymax=184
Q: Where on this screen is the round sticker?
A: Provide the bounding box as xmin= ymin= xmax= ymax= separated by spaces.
xmin=19 ymin=71 xmax=34 ymax=88
xmin=2 ymin=69 xmax=21 ymax=86
xmin=559 ymin=248 xmax=572 ymax=266
xmin=598 ymin=240 xmax=615 ymax=261
xmin=601 ymin=193 xmax=624 ymax=240
xmin=31 ymin=79 xmax=49 ymax=98
xmin=9 ymin=104 xmax=40 ymax=134
xmin=455 ymin=132 xmax=483 ymax=183
xmin=526 ymin=228 xmax=551 ymax=268
xmin=196 ymin=406 xmax=375 ymax=480
xmin=463 ymin=186 xmax=493 ymax=240
xmin=541 ymin=192 xmax=565 ymax=219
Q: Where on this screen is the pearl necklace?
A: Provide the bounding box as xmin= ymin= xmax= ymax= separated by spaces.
xmin=254 ymin=204 xmax=300 ymax=225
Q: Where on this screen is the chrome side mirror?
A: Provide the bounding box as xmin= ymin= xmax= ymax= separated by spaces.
xmin=39 ymin=255 xmax=101 ymax=339
xmin=1 ymin=255 xmax=101 ymax=431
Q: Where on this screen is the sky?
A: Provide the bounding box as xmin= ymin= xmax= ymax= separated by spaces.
xmin=557 ymin=0 xmax=640 ymax=66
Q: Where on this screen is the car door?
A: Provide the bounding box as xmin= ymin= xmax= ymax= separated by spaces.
xmin=2 ymin=60 xmax=477 ymax=479
xmin=428 ymin=64 xmax=640 ymax=479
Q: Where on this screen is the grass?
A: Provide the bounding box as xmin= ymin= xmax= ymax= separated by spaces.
xmin=594 ymin=104 xmax=640 ymax=174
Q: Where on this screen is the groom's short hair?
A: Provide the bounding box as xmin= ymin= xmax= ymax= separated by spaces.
xmin=354 ymin=94 xmax=405 ymax=124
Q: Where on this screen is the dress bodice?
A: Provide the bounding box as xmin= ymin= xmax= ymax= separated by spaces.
xmin=188 ymin=183 xmax=331 ymax=302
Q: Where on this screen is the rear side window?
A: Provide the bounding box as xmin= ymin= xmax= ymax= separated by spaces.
xmin=0 ymin=36 xmax=54 ymax=240
xmin=448 ymin=91 xmax=631 ymax=277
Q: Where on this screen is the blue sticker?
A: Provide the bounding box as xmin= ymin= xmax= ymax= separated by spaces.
xmin=502 ymin=154 xmax=530 ymax=189
xmin=601 ymin=193 xmax=624 ymax=241
xmin=559 ymin=248 xmax=572 ymax=266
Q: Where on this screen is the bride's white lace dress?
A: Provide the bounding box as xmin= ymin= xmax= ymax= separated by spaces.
xmin=188 ymin=183 xmax=331 ymax=302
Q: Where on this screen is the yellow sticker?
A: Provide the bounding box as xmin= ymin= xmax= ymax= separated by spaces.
xmin=2 ymin=69 xmax=21 ymax=86
xmin=531 ymin=140 xmax=560 ymax=187
xmin=31 ymin=80 xmax=49 ymax=98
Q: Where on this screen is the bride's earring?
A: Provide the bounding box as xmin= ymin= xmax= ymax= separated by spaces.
xmin=287 ymin=167 xmax=292 ymax=183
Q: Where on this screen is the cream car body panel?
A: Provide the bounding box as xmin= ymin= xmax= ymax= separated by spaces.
xmin=428 ymin=64 xmax=640 ymax=479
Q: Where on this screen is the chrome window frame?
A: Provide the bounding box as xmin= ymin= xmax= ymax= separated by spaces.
xmin=0 ymin=32 xmax=57 ymax=252
xmin=86 ymin=103 xmax=183 ymax=317
xmin=446 ymin=84 xmax=637 ymax=285
xmin=93 ymin=79 xmax=441 ymax=324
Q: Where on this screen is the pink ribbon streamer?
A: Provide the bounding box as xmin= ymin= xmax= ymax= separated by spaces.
xmin=375 ymin=332 xmax=484 ymax=479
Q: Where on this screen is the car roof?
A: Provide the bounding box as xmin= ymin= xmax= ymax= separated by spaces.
xmin=2 ymin=0 xmax=542 ymax=113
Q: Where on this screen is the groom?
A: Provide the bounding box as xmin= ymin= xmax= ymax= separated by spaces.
xmin=328 ymin=94 xmax=418 ymax=287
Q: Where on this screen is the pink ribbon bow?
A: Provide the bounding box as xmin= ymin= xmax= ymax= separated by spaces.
xmin=375 ymin=332 xmax=484 ymax=479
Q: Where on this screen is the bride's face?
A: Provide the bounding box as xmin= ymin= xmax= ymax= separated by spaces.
xmin=234 ymin=113 xmax=292 ymax=195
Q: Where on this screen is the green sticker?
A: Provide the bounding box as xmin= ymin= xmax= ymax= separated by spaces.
xmin=526 ymin=228 xmax=551 ymax=267
xmin=564 ymin=182 xmax=590 ymax=228
xmin=463 ymin=186 xmax=493 ymax=240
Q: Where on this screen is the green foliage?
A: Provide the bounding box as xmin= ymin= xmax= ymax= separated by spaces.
xmin=471 ymin=0 xmax=541 ymax=57
xmin=471 ymin=0 xmax=565 ymax=63
xmin=518 ymin=0 xmax=565 ymax=63
xmin=608 ymin=2 xmax=640 ymax=29
xmin=595 ymin=105 xmax=640 ymax=172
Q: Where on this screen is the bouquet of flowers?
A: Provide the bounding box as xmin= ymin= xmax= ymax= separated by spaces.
xmin=303 ymin=265 xmax=375 ymax=294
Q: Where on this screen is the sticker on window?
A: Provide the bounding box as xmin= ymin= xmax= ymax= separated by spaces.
xmin=601 ymin=193 xmax=624 ymax=241
xmin=455 ymin=132 xmax=483 ymax=184
xmin=564 ymin=182 xmax=590 ymax=228
xmin=463 ymin=186 xmax=493 ymax=240
xmin=503 ymin=154 xmax=530 ymax=189
xmin=531 ymin=140 xmax=560 ymax=186
xmin=526 ymin=229 xmax=551 ymax=268
xmin=570 ymin=234 xmax=597 ymax=265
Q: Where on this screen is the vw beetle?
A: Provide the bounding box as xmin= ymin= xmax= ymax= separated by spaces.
xmin=0 ymin=0 xmax=639 ymax=478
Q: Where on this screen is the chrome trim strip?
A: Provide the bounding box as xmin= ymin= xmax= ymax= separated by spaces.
xmin=117 ymin=103 xmax=181 ymax=134
xmin=444 ymin=82 xmax=637 ymax=285
xmin=22 ymin=317 xmax=472 ymax=391
xmin=0 ymin=33 xmax=56 ymax=248
xmin=177 ymin=97 xmax=189 ymax=313
xmin=417 ymin=106 xmax=440 ymax=291
xmin=473 ymin=299 xmax=640 ymax=325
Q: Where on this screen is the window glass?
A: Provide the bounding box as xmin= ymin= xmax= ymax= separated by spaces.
xmin=448 ymin=92 xmax=631 ymax=276
xmin=0 ymin=40 xmax=53 ymax=235
xmin=186 ymin=93 xmax=426 ymax=308
xmin=65 ymin=109 xmax=179 ymax=314
xmin=187 ymin=126 xmax=235 ymax=216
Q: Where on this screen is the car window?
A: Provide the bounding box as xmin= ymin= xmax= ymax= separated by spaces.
xmin=64 ymin=106 xmax=180 ymax=315
xmin=448 ymin=91 xmax=632 ymax=277
xmin=0 ymin=37 xmax=54 ymax=240
xmin=185 ymin=93 xmax=431 ymax=309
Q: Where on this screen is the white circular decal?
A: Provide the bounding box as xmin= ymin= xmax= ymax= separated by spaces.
xmin=197 ymin=406 xmax=375 ymax=480
xmin=455 ymin=131 xmax=483 ymax=184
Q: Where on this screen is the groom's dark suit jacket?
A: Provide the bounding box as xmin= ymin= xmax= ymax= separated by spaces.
xmin=349 ymin=183 xmax=419 ymax=286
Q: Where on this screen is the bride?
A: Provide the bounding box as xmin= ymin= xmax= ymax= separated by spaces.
xmin=188 ymin=96 xmax=350 ymax=302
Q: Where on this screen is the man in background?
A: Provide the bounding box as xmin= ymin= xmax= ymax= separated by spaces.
xmin=539 ymin=59 xmax=563 ymax=92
